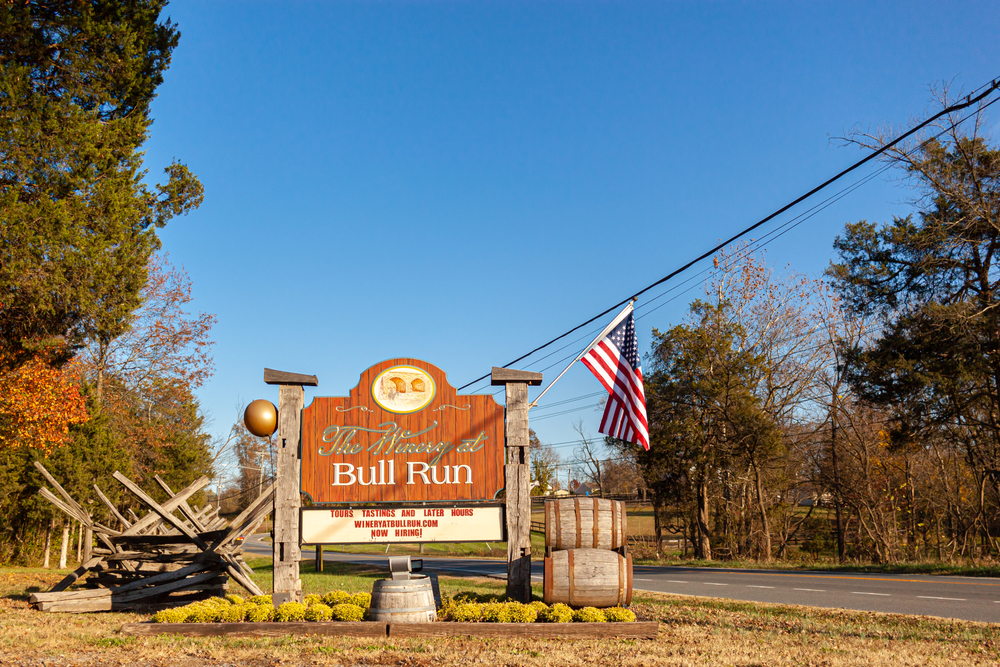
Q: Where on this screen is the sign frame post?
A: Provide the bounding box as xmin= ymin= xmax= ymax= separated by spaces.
xmin=264 ymin=368 xmax=318 ymax=604
xmin=491 ymin=367 xmax=542 ymax=603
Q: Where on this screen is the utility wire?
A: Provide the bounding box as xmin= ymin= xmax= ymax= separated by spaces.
xmin=458 ymin=78 xmax=1000 ymax=391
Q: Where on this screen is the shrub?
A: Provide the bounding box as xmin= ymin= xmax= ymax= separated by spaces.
xmin=304 ymin=593 xmax=323 ymax=607
xmin=218 ymin=603 xmax=248 ymax=623
xmin=528 ymin=601 xmax=548 ymax=613
xmin=274 ymin=602 xmax=307 ymax=622
xmin=304 ymin=603 xmax=333 ymax=621
xmin=540 ymin=603 xmax=573 ymax=623
xmin=182 ymin=603 xmax=218 ymax=623
xmin=479 ymin=601 xmax=507 ymax=623
xmin=322 ymin=590 xmax=351 ymax=606
xmin=603 ymin=607 xmax=636 ymax=622
xmin=248 ymin=595 xmax=274 ymax=606
xmin=245 ymin=603 xmax=274 ymax=623
xmin=448 ymin=603 xmax=482 ymax=622
xmin=437 ymin=595 xmax=458 ymax=618
xmin=573 ymin=607 xmax=607 ymax=623
xmin=330 ymin=603 xmax=366 ymax=622
xmin=225 ymin=594 xmax=245 ymax=605
xmin=506 ymin=602 xmax=537 ymax=623
xmin=151 ymin=607 xmax=188 ymax=623
xmin=347 ymin=592 xmax=371 ymax=610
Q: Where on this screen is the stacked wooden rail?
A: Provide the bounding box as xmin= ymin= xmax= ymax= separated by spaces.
xmin=31 ymin=462 xmax=273 ymax=613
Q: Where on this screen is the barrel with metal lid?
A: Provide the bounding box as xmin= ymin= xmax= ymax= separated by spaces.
xmin=543 ymin=547 xmax=632 ymax=608
xmin=369 ymin=573 xmax=437 ymax=623
xmin=544 ymin=497 xmax=627 ymax=551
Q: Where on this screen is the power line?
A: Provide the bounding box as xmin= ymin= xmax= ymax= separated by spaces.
xmin=457 ymin=78 xmax=1000 ymax=391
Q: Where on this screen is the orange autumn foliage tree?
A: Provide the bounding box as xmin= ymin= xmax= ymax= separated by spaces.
xmin=0 ymin=353 xmax=87 ymax=453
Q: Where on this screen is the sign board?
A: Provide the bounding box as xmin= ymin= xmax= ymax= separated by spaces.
xmin=301 ymin=505 xmax=505 ymax=544
xmin=300 ymin=359 xmax=505 ymax=504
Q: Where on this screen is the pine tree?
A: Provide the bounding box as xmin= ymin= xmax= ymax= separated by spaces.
xmin=0 ymin=0 xmax=203 ymax=369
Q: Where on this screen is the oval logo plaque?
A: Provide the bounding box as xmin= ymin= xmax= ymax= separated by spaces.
xmin=371 ymin=365 xmax=436 ymax=414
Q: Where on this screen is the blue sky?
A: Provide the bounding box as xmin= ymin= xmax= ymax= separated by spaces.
xmin=144 ymin=1 xmax=999 ymax=478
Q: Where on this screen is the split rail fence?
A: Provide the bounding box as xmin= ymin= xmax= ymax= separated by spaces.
xmin=30 ymin=462 xmax=272 ymax=613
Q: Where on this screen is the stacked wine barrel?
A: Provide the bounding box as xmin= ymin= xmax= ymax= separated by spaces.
xmin=542 ymin=497 xmax=632 ymax=607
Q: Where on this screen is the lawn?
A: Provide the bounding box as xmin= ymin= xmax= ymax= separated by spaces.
xmin=1 ymin=559 xmax=998 ymax=666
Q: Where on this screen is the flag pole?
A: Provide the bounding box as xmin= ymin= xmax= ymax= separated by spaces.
xmin=528 ymin=300 xmax=635 ymax=409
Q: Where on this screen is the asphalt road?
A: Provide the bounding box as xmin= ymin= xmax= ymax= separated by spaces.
xmin=245 ymin=537 xmax=1000 ymax=623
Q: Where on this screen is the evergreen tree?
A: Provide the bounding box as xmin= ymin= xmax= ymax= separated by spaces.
xmin=829 ymin=115 xmax=1000 ymax=545
xmin=0 ymin=0 xmax=203 ymax=369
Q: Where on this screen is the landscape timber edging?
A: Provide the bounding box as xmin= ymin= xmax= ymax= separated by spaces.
xmin=119 ymin=621 xmax=659 ymax=639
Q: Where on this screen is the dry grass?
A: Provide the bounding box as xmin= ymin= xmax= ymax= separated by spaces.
xmin=2 ymin=565 xmax=998 ymax=666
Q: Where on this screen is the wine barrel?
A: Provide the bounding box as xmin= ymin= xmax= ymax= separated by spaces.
xmin=543 ymin=548 xmax=632 ymax=607
xmin=544 ymin=497 xmax=627 ymax=550
xmin=368 ymin=575 xmax=437 ymax=623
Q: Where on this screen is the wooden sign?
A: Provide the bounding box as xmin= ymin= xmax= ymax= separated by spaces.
xmin=301 ymin=359 xmax=504 ymax=504
xmin=301 ymin=505 xmax=505 ymax=544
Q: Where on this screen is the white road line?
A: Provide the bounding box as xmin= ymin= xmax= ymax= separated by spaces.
xmin=634 ymin=578 xmax=654 ymax=581
xmin=794 ymin=588 xmax=826 ymax=592
xmin=852 ymin=592 xmax=890 ymax=596
xmin=917 ymin=596 xmax=965 ymax=601
xmin=703 ymin=583 xmax=728 ymax=586
xmin=666 ymin=580 xmax=688 ymax=583
xmin=747 ymin=585 xmax=774 ymax=589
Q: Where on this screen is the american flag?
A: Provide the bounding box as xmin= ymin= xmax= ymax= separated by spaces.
xmin=580 ymin=306 xmax=649 ymax=450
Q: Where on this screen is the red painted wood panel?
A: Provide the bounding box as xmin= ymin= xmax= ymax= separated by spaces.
xmin=301 ymin=359 xmax=504 ymax=504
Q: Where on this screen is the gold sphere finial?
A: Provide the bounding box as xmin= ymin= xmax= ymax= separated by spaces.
xmin=244 ymin=399 xmax=278 ymax=437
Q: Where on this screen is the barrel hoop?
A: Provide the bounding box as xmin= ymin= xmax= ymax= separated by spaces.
xmin=592 ymin=497 xmax=599 ymax=548
xmin=373 ymin=582 xmax=433 ymax=590
xmin=621 ymin=500 xmax=628 ymax=546
xmin=611 ymin=500 xmax=618 ymax=549
xmin=371 ymin=604 xmax=436 ymax=614
xmin=574 ymin=497 xmax=582 ymax=548
xmin=545 ymin=501 xmax=551 ymax=547
xmin=567 ymin=549 xmax=575 ymax=607
xmin=543 ymin=555 xmax=552 ymax=603
xmin=618 ymin=551 xmax=624 ymax=604
xmin=625 ymin=553 xmax=633 ymax=606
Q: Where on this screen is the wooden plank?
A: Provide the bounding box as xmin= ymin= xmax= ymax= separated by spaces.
xmin=220 ymin=552 xmax=265 ymax=597
xmin=48 ymin=556 xmax=104 ymax=592
xmin=490 ymin=368 xmax=543 ymax=386
xmin=112 ymin=569 xmax=224 ymax=604
xmin=388 ymin=622 xmax=658 ymax=639
xmin=93 ymin=484 xmax=131 ymax=529
xmin=274 ymin=384 xmax=304 ymax=599
xmin=37 ymin=488 xmax=89 ymax=526
xmin=112 ymin=529 xmax=228 ymax=548
xmin=504 ymin=378 xmax=533 ymax=603
xmin=33 ymin=462 xmax=93 ymax=527
xmin=114 ymin=472 xmax=209 ymax=550
xmin=37 ymin=599 xmax=111 ymax=612
xmin=121 ymin=622 xmax=386 ymax=637
xmin=155 ymin=475 xmax=207 ymax=532
xmin=121 ymin=476 xmax=210 ymax=536
xmin=263 ymin=368 xmax=318 ymax=386
xmin=211 ymin=483 xmax=274 ymax=553
xmin=31 ymin=589 xmax=111 ymax=603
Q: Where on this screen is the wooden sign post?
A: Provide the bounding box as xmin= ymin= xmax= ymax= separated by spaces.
xmin=491 ymin=367 xmax=542 ymax=603
xmin=264 ymin=368 xmax=318 ymax=604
